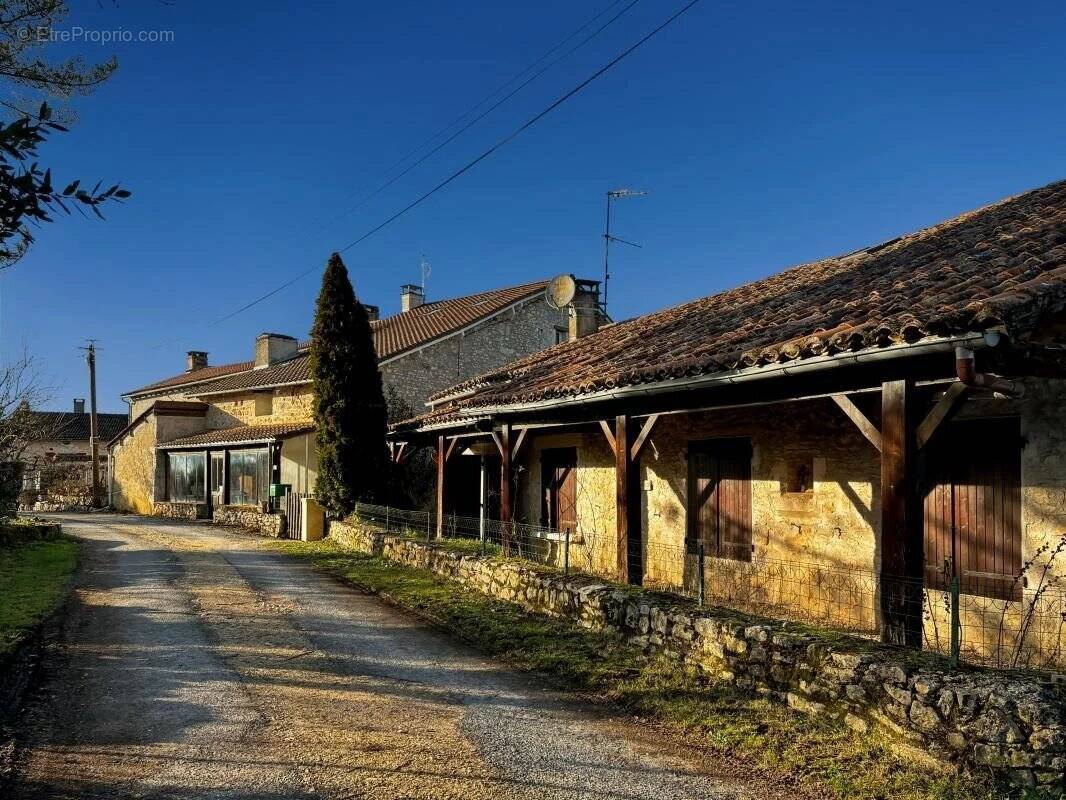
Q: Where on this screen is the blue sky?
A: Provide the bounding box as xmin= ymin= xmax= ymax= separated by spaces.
xmin=1 ymin=0 xmax=1064 ymax=411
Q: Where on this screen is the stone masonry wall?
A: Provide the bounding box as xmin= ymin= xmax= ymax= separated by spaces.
xmin=329 ymin=519 xmax=1065 ymax=793
xmin=155 ymin=501 xmax=209 ymax=520
xmin=381 ymin=296 xmax=564 ymax=412
xmin=212 ymin=506 xmax=286 ymax=537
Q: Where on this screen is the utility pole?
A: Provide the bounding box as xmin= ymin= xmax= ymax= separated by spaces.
xmin=83 ymin=341 xmax=101 ymax=507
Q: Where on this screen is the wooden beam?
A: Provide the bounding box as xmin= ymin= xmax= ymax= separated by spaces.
xmin=499 ymin=423 xmax=513 ymax=555
xmin=490 ymin=430 xmax=504 ymax=458
xmin=394 ymin=441 xmax=409 ymax=464
xmin=615 ymin=414 xmax=630 ymax=582
xmin=510 ymin=428 xmax=529 ymax=461
xmin=879 ymin=379 xmax=922 ymax=647
xmin=916 ymin=381 xmax=969 ymax=450
xmin=436 ymin=435 xmax=445 ymax=539
xmin=831 ymin=393 xmax=883 ymax=452
xmin=599 ymin=419 xmax=617 ymax=455
xmin=445 ymin=436 xmax=459 ymax=463
xmin=629 ymin=414 xmax=660 ymax=462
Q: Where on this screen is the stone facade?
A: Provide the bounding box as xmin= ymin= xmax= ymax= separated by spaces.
xmin=204 ymin=386 xmax=315 ymax=429
xmin=329 ymin=519 xmax=1066 ymax=793
xmin=212 ymin=505 xmax=286 ymax=537
xmin=381 ymin=295 xmax=564 ymax=412
xmin=503 ymin=379 xmax=1066 ymax=668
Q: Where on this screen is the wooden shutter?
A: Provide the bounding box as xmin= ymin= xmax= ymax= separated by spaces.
xmin=688 ymin=439 xmax=752 ymax=561
xmin=923 ymin=418 xmax=1022 ymax=601
xmin=541 ymin=448 xmax=577 ymax=533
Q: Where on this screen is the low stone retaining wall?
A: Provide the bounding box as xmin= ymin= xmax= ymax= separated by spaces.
xmin=213 ymin=506 xmax=286 ymax=537
xmin=329 ymin=520 xmax=1065 ymax=793
xmin=0 ymin=518 xmax=63 ymax=547
xmin=154 ymin=501 xmax=209 ymax=520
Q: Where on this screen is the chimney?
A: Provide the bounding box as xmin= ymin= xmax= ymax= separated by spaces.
xmin=186 ymin=351 xmax=209 ymax=372
xmin=401 ymin=284 xmax=425 ymax=313
xmin=361 ymin=303 xmax=380 ymax=322
xmin=568 ymin=279 xmax=603 ymax=341
xmin=73 ymin=398 xmax=86 ymax=414
xmin=255 ymin=333 xmax=298 ymax=369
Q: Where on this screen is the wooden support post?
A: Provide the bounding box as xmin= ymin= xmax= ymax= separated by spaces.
xmin=499 ymin=423 xmax=513 ymax=555
xmin=879 ymin=379 xmax=923 ymax=647
xmin=436 ymin=435 xmax=446 ymax=539
xmin=222 ymin=447 xmax=230 ymax=506
xmin=614 ymin=414 xmax=643 ymax=585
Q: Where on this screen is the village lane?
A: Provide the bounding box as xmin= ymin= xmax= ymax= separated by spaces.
xmin=5 ymin=514 xmax=770 ymax=800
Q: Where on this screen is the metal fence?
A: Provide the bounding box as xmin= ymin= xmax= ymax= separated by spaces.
xmin=349 ymin=502 xmax=1066 ymax=674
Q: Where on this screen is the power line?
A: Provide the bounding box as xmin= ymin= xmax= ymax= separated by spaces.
xmin=317 ymin=0 xmax=643 ymax=234
xmin=317 ymin=0 xmax=631 ymax=233
xmin=215 ymin=0 xmax=703 ymax=325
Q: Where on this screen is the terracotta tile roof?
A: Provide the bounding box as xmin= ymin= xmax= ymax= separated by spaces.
xmin=126 ymin=360 xmax=254 ymax=396
xmin=27 ymin=411 xmax=129 ymax=442
xmin=126 ymin=280 xmax=550 ymax=397
xmin=409 ymin=179 xmax=1066 ymax=428
xmin=159 ymin=421 xmax=313 ymax=448
xmin=371 ymin=280 xmax=549 ymax=359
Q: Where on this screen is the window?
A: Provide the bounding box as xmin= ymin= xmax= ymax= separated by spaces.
xmin=254 ymin=393 xmax=273 ymax=416
xmin=167 ymin=452 xmax=205 ymax=503
xmin=687 ymin=439 xmax=752 ymax=561
xmin=783 ymin=457 xmax=814 ymax=494
xmin=924 ymin=418 xmax=1022 ymax=601
xmin=228 ymin=448 xmax=269 ymax=506
xmin=554 ymin=326 xmax=568 ymax=345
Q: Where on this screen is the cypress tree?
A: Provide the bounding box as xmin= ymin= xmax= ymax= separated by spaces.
xmin=311 ymin=253 xmax=387 ymax=516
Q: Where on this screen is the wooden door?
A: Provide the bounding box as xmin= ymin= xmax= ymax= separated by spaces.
xmin=923 ymin=418 xmax=1022 ymax=601
xmin=541 ymin=448 xmax=577 ymax=533
xmin=688 ymin=439 xmax=752 ymax=561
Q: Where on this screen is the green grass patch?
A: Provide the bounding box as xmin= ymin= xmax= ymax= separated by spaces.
xmin=0 ymin=537 xmax=78 ymax=657
xmin=271 ymin=537 xmax=1015 ymax=800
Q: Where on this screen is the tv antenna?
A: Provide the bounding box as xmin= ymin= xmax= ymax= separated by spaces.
xmin=420 ymin=254 xmax=432 ymax=292
xmin=602 ymin=188 xmax=645 ymax=315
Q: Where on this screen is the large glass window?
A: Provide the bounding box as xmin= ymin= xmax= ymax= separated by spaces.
xmin=167 ymin=452 xmax=205 ymax=503
xmin=228 ymin=448 xmax=269 ymax=506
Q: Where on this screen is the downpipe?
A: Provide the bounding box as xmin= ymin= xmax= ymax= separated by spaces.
xmin=954 ymin=335 xmax=1023 ymax=397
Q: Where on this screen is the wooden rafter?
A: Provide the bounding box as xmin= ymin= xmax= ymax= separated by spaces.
xmin=831 ymin=393 xmax=883 ymax=452
xmin=629 ymin=414 xmax=660 ymax=461
xmin=598 ymin=419 xmax=617 ymax=455
xmin=916 ymin=381 xmax=969 ymax=450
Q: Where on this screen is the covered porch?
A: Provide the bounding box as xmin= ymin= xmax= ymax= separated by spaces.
xmin=392 ymin=335 xmax=1066 ymax=670
xmin=155 ymin=421 xmax=316 ymax=522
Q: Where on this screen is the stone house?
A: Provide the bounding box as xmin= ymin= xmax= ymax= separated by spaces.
xmin=393 ymin=179 xmax=1066 ymax=669
xmin=19 ymin=400 xmax=128 ymax=510
xmin=108 ymin=278 xmax=603 ymax=521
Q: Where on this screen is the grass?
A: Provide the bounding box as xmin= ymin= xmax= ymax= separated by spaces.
xmin=270 ymin=537 xmax=1020 ymax=800
xmin=0 ymin=536 xmax=78 ymax=658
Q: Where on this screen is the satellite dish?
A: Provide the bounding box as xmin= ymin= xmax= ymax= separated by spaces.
xmin=545 ymin=274 xmax=577 ymax=309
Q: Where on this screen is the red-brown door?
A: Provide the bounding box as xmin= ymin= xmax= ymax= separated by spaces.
xmin=923 ymin=418 xmax=1022 ymax=601
xmin=688 ymin=439 xmax=752 ymax=561
xmin=541 ymin=448 xmax=577 ymax=533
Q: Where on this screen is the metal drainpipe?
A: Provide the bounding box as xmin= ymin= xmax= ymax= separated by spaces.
xmin=954 ymin=345 xmax=1024 ymax=397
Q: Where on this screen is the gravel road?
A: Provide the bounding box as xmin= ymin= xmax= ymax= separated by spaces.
xmin=5 ymin=514 xmax=776 ymax=800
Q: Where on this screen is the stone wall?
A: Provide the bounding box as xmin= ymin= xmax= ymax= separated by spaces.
xmin=212 ymin=505 xmax=286 ymax=537
xmin=328 ymin=519 xmax=1065 ymax=793
xmin=381 ymin=296 xmax=564 ymax=412
xmin=109 ymin=413 xmax=159 ymax=514
xmin=204 ymin=386 xmax=314 ymax=429
xmin=154 ymin=501 xmax=208 ymax=520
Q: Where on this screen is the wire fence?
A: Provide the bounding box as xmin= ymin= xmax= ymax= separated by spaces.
xmin=348 ymin=502 xmax=1066 ymax=674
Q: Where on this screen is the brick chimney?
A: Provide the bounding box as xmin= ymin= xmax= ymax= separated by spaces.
xmin=255 ymin=333 xmax=298 ymax=369
xmin=568 ymin=279 xmax=603 ymax=341
xmin=362 ymin=303 xmax=380 ymax=322
xmin=73 ymin=398 xmax=85 ymax=414
xmin=186 ymin=351 xmax=209 ymax=372
xmin=401 ymin=284 xmax=424 ymax=313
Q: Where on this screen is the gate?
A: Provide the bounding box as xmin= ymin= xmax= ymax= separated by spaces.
xmin=285 ymin=491 xmax=308 ymax=540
